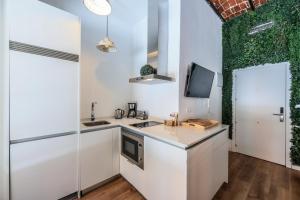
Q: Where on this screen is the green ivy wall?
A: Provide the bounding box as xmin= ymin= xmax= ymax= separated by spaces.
xmin=222 ymin=0 xmax=300 ymax=165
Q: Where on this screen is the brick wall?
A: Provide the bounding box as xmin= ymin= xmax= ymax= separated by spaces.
xmin=208 ymin=0 xmax=268 ymax=21
xmin=253 ymin=0 xmax=268 ymax=7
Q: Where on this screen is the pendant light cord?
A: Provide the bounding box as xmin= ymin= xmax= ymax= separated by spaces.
xmin=106 ymin=16 xmax=109 ymax=38
xmin=106 ymin=0 xmax=110 ymax=38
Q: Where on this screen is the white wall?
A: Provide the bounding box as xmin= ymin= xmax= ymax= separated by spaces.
xmin=41 ymin=0 xmax=222 ymax=121
xmin=131 ymin=0 xmax=222 ymax=120
xmin=179 ymin=0 xmax=223 ymax=121
xmin=40 ymin=0 xmax=134 ymax=119
xmin=131 ymin=0 xmax=181 ymax=119
xmin=0 ymin=0 xmax=9 ymax=199
xmin=0 ymin=0 xmax=4 ymax=196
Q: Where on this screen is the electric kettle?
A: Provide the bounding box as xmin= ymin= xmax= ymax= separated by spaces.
xmin=115 ymin=109 xmax=125 ymax=119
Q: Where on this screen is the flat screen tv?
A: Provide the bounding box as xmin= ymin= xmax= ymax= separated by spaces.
xmin=184 ymin=63 xmax=215 ymax=98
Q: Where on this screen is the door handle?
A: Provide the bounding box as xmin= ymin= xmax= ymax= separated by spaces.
xmin=272 ymin=114 xmax=284 ymax=122
xmin=273 ymin=107 xmax=284 ymax=122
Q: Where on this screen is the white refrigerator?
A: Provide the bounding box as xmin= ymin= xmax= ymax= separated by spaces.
xmin=8 ymin=0 xmax=81 ymax=199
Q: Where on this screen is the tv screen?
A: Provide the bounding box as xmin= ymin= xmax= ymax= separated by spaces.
xmin=184 ymin=63 xmax=215 ymax=98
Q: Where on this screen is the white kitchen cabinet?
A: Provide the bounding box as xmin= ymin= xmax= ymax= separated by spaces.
xmin=187 ymin=130 xmax=228 ymax=200
xmin=9 ymin=51 xmax=79 ymax=141
xmin=80 ymin=128 xmax=120 ymax=191
xmin=120 ymin=129 xmax=228 ymax=200
xmin=8 ymin=0 xmax=81 ymax=199
xmin=8 ymin=0 xmax=80 ymax=54
xmin=120 ymin=137 xmax=187 ymax=200
xmin=10 ymin=135 xmax=78 ymax=200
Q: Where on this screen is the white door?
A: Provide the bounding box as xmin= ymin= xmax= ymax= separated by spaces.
xmin=235 ymin=63 xmax=287 ymax=165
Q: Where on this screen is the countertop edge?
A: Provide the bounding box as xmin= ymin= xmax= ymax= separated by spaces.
xmin=80 ymin=123 xmax=229 ymax=150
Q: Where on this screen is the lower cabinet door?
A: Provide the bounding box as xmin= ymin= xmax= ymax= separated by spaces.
xmin=80 ymin=129 xmax=114 ymax=190
xmin=10 ymin=134 xmax=78 ymax=200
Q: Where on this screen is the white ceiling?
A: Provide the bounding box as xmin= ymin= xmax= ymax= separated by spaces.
xmin=40 ymin=0 xmax=147 ymax=25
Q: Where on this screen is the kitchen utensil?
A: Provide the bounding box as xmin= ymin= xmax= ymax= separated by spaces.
xmin=136 ymin=111 xmax=148 ymax=120
xmin=127 ymin=103 xmax=137 ymax=118
xmin=114 ymin=108 xmax=125 ymax=119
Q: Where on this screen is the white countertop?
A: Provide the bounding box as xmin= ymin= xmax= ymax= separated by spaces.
xmin=81 ymin=117 xmax=229 ymax=149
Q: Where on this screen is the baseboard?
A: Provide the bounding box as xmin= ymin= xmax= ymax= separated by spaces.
xmin=58 ymin=192 xmax=78 ymax=200
xmin=79 ymin=174 xmax=145 ymax=199
xmin=80 ymin=174 xmax=121 ymax=196
xmin=291 ymin=165 xmax=300 ymax=171
xmin=229 ymin=140 xmax=237 ymax=152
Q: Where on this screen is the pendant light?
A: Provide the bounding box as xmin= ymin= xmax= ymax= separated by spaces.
xmin=83 ymin=0 xmax=111 ymax=15
xmin=97 ymin=16 xmax=117 ymax=53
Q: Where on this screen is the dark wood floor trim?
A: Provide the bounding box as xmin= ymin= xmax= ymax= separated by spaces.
xmin=81 ymin=174 xmax=121 ymax=196
xmin=58 ymin=192 xmax=78 ymax=200
xmin=80 ymin=174 xmax=146 ymax=199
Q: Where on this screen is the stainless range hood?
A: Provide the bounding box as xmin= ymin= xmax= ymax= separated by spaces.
xmin=129 ymin=74 xmax=174 ymax=84
xmin=130 ymin=0 xmax=174 ymax=84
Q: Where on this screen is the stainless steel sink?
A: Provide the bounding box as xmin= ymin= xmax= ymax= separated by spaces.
xmin=82 ymin=120 xmax=110 ymax=127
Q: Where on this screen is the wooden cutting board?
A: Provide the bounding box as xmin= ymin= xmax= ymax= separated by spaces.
xmin=181 ymin=119 xmax=219 ymax=130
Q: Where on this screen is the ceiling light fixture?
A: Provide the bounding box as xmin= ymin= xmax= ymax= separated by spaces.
xmin=83 ymin=0 xmax=111 ymax=15
xmin=97 ymin=16 xmax=117 ymax=53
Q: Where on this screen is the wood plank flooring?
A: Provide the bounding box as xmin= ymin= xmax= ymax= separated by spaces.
xmin=80 ymin=177 xmax=145 ymax=200
xmin=214 ymin=152 xmax=300 ymax=200
xmin=79 ymin=152 xmax=300 ymax=200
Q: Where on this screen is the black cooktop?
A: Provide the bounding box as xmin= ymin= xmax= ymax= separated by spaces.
xmin=130 ymin=121 xmax=162 ymax=128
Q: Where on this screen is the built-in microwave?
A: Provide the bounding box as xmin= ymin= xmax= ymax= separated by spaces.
xmin=121 ymin=129 xmax=144 ymax=170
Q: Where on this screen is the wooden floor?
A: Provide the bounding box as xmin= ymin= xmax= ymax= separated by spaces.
xmin=80 ymin=152 xmax=300 ymax=200
xmin=214 ymin=152 xmax=300 ymax=200
xmin=80 ymin=177 xmax=144 ymax=200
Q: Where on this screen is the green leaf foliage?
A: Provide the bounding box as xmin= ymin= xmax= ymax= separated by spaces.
xmin=222 ymin=0 xmax=300 ymax=165
xmin=140 ymin=64 xmax=157 ymax=76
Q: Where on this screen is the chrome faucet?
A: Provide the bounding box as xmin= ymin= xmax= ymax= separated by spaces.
xmin=91 ymin=102 xmax=97 ymax=121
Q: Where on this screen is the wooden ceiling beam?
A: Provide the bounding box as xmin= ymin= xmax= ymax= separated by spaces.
xmin=248 ymin=0 xmax=256 ymax=10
